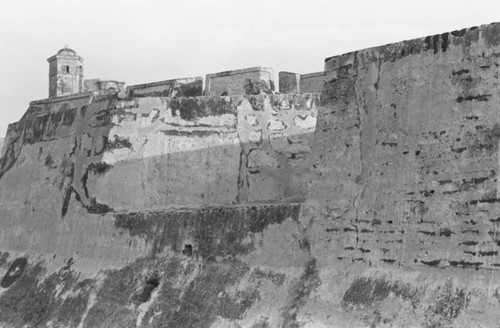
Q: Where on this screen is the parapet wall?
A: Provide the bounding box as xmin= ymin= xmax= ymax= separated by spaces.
xmin=204 ymin=67 xmax=326 ymax=96
xmin=36 ymin=66 xmax=325 ymax=107
xmin=126 ymin=76 xmax=203 ymax=97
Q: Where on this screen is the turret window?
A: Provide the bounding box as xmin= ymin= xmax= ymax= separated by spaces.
xmin=62 ymin=65 xmax=70 ymax=73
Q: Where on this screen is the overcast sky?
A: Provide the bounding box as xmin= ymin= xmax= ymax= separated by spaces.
xmin=1 ymin=0 xmax=500 ymax=137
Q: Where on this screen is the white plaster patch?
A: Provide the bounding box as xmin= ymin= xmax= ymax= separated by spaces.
xmin=294 ymin=115 xmax=316 ymax=130
xmin=246 ymin=115 xmax=259 ymax=126
xmin=249 ymin=130 xmax=263 ymax=144
xmin=305 ymin=97 xmax=313 ymax=109
xmin=280 ymin=99 xmax=291 ymax=110
xmin=196 ymin=114 xmax=236 ymax=128
xmin=267 ymin=119 xmax=287 ymax=131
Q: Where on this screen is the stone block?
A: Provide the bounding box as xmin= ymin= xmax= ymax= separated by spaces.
xmin=279 ymin=71 xmax=300 ymax=93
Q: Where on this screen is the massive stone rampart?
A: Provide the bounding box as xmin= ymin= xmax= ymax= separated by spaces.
xmin=311 ymin=22 xmax=500 ymax=269
xmin=304 ymin=22 xmax=500 ymax=326
xmin=2 ymin=22 xmax=500 ymax=328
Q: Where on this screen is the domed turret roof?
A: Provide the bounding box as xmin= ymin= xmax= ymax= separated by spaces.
xmin=47 ymin=46 xmax=83 ymax=62
xmin=56 ymin=47 xmax=78 ymax=56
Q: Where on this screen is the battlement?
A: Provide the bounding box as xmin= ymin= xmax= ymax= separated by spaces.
xmin=35 ymin=22 xmax=500 ymax=104
xmin=39 ymin=47 xmax=331 ymax=104
xmin=31 ymin=66 xmax=328 ymax=109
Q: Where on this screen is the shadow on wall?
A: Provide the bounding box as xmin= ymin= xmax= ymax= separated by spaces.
xmin=0 ymin=94 xmax=119 ymax=215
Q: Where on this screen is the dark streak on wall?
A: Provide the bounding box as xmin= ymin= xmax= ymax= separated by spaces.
xmin=114 ymin=203 xmax=301 ymax=258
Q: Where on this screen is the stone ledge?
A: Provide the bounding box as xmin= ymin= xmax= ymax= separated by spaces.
xmin=29 ymin=92 xmax=92 ymax=105
xmin=127 ymin=77 xmax=202 ymax=90
xmin=206 ymin=66 xmax=273 ymax=78
xmin=301 ymin=71 xmax=325 ymax=79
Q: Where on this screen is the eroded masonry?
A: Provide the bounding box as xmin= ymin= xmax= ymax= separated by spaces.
xmin=1 ymin=23 xmax=500 ymax=328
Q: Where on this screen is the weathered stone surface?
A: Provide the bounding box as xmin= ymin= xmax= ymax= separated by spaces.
xmin=289 ymin=22 xmax=500 ymax=326
xmin=206 ymin=67 xmax=274 ymax=96
xmin=279 ymin=71 xmax=300 ymax=93
xmin=0 ymin=91 xmax=314 ymax=327
xmin=3 ymin=21 xmax=500 ymax=328
xmin=84 ymin=78 xmax=126 ymax=95
xmin=309 ymin=22 xmax=500 ymax=271
xmin=300 ymin=71 xmax=326 ymax=93
xmin=0 ymin=138 xmax=4 ymax=158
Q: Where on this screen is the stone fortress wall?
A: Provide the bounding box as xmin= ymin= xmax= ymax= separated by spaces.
xmin=2 ymin=22 xmax=500 ymax=328
xmin=121 ymin=65 xmax=326 ymax=98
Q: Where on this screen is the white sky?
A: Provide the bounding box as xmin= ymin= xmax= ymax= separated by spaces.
xmin=1 ymin=0 xmax=500 ymax=137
